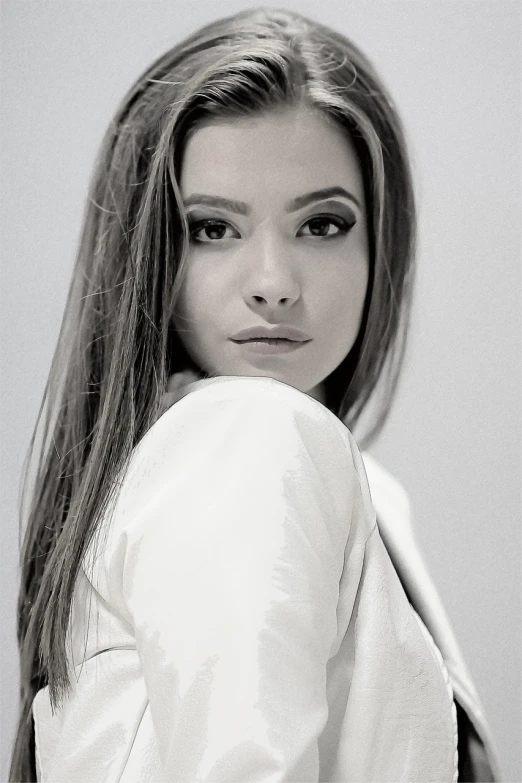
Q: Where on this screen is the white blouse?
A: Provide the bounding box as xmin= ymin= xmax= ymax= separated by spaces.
xmin=32 ymin=375 xmax=458 ymax=782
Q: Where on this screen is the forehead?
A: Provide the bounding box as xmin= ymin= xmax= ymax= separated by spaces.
xmin=180 ymin=106 xmax=364 ymax=198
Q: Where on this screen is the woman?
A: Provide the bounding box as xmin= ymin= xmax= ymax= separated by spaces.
xmin=9 ymin=7 xmax=502 ymax=781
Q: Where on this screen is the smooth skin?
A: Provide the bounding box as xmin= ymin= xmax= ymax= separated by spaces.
xmin=172 ymin=105 xmax=370 ymax=406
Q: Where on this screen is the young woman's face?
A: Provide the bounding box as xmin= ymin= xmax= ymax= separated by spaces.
xmin=172 ymin=105 xmax=369 ymax=405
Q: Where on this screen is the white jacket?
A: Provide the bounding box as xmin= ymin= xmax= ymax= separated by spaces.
xmin=32 ymin=375 xmax=502 ymax=782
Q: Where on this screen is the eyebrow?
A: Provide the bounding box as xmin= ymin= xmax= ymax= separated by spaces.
xmin=183 ymin=186 xmax=362 ymax=215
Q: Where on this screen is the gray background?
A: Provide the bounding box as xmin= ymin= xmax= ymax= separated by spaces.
xmin=1 ymin=1 xmax=520 ymax=780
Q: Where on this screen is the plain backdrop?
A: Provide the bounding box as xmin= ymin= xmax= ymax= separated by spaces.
xmin=1 ymin=1 xmax=520 ymax=780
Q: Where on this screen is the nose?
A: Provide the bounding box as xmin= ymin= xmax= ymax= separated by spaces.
xmin=251 ymin=293 xmax=294 ymax=306
xmin=243 ymin=235 xmax=300 ymax=308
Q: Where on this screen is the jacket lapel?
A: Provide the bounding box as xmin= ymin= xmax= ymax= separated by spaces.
xmin=361 ymin=451 xmax=503 ymax=782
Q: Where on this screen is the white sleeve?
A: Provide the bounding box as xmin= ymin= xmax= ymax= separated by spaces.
xmin=118 ymin=378 xmax=372 ymax=782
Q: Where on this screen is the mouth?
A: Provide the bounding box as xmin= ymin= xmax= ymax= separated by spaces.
xmin=230 ymin=337 xmax=310 ymax=355
xmin=232 ymin=338 xmax=304 ymax=344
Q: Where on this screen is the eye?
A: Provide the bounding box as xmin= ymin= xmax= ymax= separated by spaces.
xmin=187 ymin=214 xmax=356 ymax=244
xmin=299 ymin=215 xmax=356 ymax=239
xmin=188 ymin=219 xmax=236 ymax=243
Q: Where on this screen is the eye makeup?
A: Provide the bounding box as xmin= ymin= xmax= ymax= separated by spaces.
xmin=186 ymin=212 xmax=357 ymax=244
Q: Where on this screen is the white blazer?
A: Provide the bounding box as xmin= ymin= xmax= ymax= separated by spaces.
xmin=31 ymin=375 xmax=502 ymax=782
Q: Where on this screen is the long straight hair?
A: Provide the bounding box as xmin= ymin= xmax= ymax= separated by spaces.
xmin=9 ymin=7 xmax=417 ymax=780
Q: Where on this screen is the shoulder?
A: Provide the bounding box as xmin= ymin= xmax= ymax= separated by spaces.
xmin=114 ymin=375 xmax=372 ymax=527
xmin=161 ymin=374 xmax=332 ymax=418
xmin=149 ymin=374 xmax=356 ymax=456
xmin=160 ymin=376 xmax=381 ymax=486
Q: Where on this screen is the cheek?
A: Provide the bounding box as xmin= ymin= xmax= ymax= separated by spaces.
xmin=315 ymin=258 xmax=368 ymax=321
xmin=327 ymin=298 xmax=363 ymax=342
xmin=183 ymin=256 xmax=228 ymax=309
xmin=171 ymin=269 xmax=203 ymax=339
xmin=174 ymin=264 xmax=208 ymax=323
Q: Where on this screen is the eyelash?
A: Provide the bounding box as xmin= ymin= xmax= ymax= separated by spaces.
xmin=187 ymin=215 xmax=356 ymax=244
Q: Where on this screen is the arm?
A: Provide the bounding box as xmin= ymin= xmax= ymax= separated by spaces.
xmin=118 ymin=378 xmax=372 ymax=782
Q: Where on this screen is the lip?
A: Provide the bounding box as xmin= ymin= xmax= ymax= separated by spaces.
xmin=232 ymin=339 xmax=309 ymax=355
xmin=230 ymin=325 xmax=312 ymax=342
